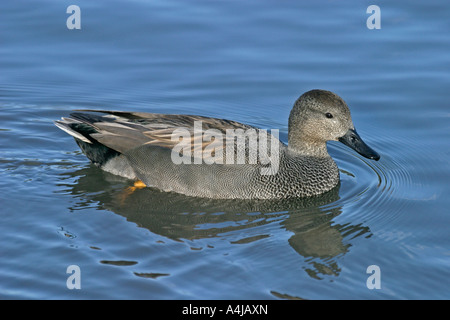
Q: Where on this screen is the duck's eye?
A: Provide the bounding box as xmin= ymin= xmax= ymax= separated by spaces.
xmin=325 ymin=112 xmax=333 ymax=119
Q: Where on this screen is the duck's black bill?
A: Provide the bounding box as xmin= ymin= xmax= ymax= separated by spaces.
xmin=338 ymin=129 xmax=380 ymax=161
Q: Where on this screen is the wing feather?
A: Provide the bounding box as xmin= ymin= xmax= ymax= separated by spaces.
xmin=60 ymin=110 xmax=281 ymax=164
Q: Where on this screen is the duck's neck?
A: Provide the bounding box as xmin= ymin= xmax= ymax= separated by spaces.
xmin=287 ymin=139 xmax=330 ymax=158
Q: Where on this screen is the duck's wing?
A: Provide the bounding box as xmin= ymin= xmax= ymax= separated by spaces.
xmin=56 ymin=110 xmax=281 ymax=163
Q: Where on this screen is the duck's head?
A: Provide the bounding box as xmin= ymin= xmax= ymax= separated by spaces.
xmin=288 ymin=89 xmax=380 ymax=161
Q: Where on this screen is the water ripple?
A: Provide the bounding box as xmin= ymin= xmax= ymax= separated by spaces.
xmin=327 ymin=125 xmax=441 ymax=234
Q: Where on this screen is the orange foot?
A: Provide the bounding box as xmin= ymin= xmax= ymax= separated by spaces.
xmin=118 ymin=180 xmax=147 ymax=205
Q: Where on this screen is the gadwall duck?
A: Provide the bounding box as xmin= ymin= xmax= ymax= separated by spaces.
xmin=55 ymin=89 xmax=380 ymax=199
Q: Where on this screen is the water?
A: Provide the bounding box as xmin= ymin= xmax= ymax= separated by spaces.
xmin=1 ymin=0 xmax=449 ymax=299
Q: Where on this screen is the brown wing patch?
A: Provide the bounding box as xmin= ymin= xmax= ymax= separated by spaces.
xmin=68 ymin=110 xmax=279 ymax=164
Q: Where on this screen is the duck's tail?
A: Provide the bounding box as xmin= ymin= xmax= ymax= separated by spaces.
xmin=54 ymin=113 xmax=121 ymax=166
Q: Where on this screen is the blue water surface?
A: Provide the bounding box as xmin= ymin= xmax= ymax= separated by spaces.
xmin=0 ymin=0 xmax=449 ymax=299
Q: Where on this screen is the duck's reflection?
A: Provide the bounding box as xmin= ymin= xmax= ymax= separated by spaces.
xmin=59 ymin=166 xmax=371 ymax=279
